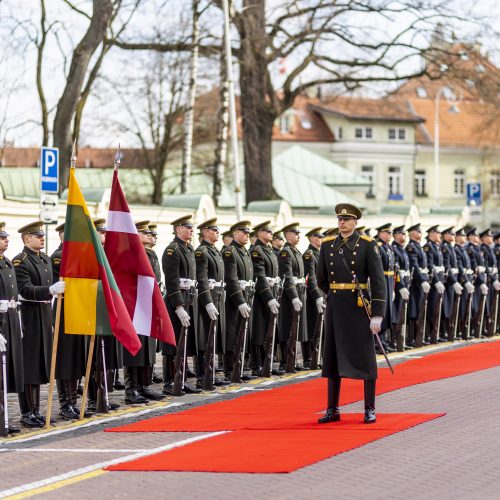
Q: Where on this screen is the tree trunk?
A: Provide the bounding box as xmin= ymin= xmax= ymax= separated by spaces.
xmin=180 ymin=0 xmax=200 ymax=194
xmin=36 ymin=0 xmax=49 ymax=146
xmin=52 ymin=0 xmax=113 ymax=192
xmin=237 ymin=0 xmax=276 ymax=204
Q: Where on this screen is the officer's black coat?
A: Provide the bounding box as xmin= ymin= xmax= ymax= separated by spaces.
xmin=50 ymin=244 xmax=86 ymax=380
xmin=303 ymin=244 xmax=323 ymax=340
xmin=146 ymin=247 xmax=162 ymax=284
xmin=222 ymin=241 xmax=253 ymax=352
xmin=406 ymin=239 xmax=429 ymax=319
xmin=162 ymin=236 xmax=197 ymax=356
xmin=455 ymin=244 xmax=473 ymax=320
xmin=392 ymin=241 xmax=410 ymax=324
xmin=251 ymin=239 xmax=279 ymax=347
xmin=317 ymin=231 xmax=386 ymax=380
xmin=441 ymin=240 xmax=458 ymax=319
xmin=195 ymin=240 xmax=225 ymax=353
xmin=377 ymin=239 xmax=395 ymax=329
xmin=13 ymin=247 xmax=53 ymax=385
xmin=465 ymin=242 xmax=486 ymax=315
xmin=480 ymin=243 xmax=497 ymax=315
xmin=0 ymin=255 xmax=23 ymax=392
xmin=277 ymin=242 xmax=306 ymax=343
xmin=423 ymin=239 xmax=445 ymax=322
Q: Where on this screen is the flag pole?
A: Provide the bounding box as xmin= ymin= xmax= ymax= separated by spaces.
xmin=80 ymin=335 xmax=96 ymax=419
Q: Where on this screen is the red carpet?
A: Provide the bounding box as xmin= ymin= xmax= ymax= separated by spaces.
xmin=108 ymin=340 xmax=500 ymax=433
xmin=106 ymin=413 xmax=444 ymax=473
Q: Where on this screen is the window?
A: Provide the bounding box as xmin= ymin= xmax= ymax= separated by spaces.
xmin=279 ymin=114 xmax=291 ymax=134
xmin=415 ymin=170 xmax=427 ymax=197
xmin=388 ymin=166 xmax=403 ymax=199
xmin=355 ymin=127 xmax=373 ymax=140
xmin=365 ymin=127 xmax=373 ymax=139
xmin=337 ymin=126 xmax=343 ymax=139
xmin=416 ymin=87 xmax=428 ymax=98
xmin=491 ymin=171 xmax=500 ymax=198
xmin=388 ymin=128 xmax=406 ymax=141
xmin=355 ymin=128 xmax=363 ymax=139
xmin=398 ymin=129 xmax=406 ymax=140
xmin=454 ymin=169 xmax=465 ymax=196
xmin=361 ymin=165 xmax=375 ymax=198
xmin=388 ymin=128 xmax=396 ymax=140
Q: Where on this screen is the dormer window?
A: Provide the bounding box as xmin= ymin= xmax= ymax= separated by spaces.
xmin=355 ymin=127 xmax=373 ymax=140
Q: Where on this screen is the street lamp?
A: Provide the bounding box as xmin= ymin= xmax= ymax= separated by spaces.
xmin=434 ymin=86 xmax=461 ymax=207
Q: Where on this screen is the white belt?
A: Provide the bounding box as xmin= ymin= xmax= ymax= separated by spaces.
xmin=399 ymin=270 xmax=410 ymax=278
xmin=0 ymin=299 xmax=19 ymax=309
xmin=208 ymin=279 xmax=223 ymax=290
xmin=266 ymin=276 xmax=281 ymax=287
xmin=465 ymin=269 xmax=474 ymax=275
xmin=450 ymin=268 xmax=459 ymax=275
xmin=476 ymin=266 xmax=486 ymax=274
xmin=494 ymin=267 xmax=499 ymax=275
xmin=433 ymin=266 xmax=445 ymax=273
xmin=293 ymin=277 xmax=306 ymax=285
xmin=19 ymin=298 xmax=51 ymax=304
xmin=419 ymin=267 xmax=429 ymax=274
xmin=239 ymin=280 xmax=254 ymax=289
xmin=179 ymin=278 xmax=196 ymax=290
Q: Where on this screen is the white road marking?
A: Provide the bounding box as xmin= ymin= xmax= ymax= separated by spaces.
xmin=0 ymin=448 xmax=152 ymax=453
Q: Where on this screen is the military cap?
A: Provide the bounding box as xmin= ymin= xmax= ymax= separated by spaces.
xmin=305 ymin=227 xmax=323 ymax=238
xmin=148 ymin=223 xmax=158 ymax=236
xmin=55 ymin=222 xmax=65 ymax=233
xmin=0 ymin=221 xmax=8 ymax=238
xmin=171 ymin=214 xmax=193 ymax=228
xmin=426 ymin=225 xmax=439 ymax=234
xmin=272 ymin=231 xmax=284 ymax=240
xmin=365 ymin=228 xmax=371 ymax=237
xmin=323 ymin=227 xmax=339 ymax=237
xmin=466 ymin=227 xmax=478 ymax=237
xmin=230 ymin=220 xmax=251 ymax=233
xmin=93 ymin=218 xmax=107 ymax=232
xmin=197 ymin=218 xmax=219 ymax=231
xmin=441 ymin=226 xmax=455 ymax=235
xmin=393 ymin=225 xmax=405 ymax=235
xmin=357 ymin=225 xmax=365 ymax=233
xmin=253 ymin=220 xmax=273 ymax=233
xmin=376 ymin=223 xmax=392 ymax=233
xmin=335 ymin=203 xmax=362 ymax=220
xmin=249 ymin=230 xmax=256 ymax=238
xmin=455 ymin=227 xmax=466 ymax=236
xmin=18 ymin=220 xmax=45 ymax=236
xmin=222 ymin=230 xmax=232 ymax=239
xmin=406 ymin=223 xmax=421 ymax=233
xmin=281 ymin=222 xmax=301 ymax=234
xmin=493 ymin=231 xmax=500 ymax=240
xmin=479 ymin=228 xmax=492 ymax=238
xmin=136 ymin=220 xmax=152 ymax=233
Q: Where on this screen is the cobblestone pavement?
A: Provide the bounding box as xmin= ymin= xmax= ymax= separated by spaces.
xmin=1 ymin=339 xmax=500 ymax=499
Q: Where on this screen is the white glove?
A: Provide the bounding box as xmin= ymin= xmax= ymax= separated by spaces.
xmin=0 ymin=334 xmax=6 ymax=353
xmin=0 ymin=300 xmax=8 ymax=313
xmin=452 ymin=282 xmax=463 ymax=295
xmin=238 ymin=302 xmax=251 ymax=318
xmin=49 ymin=281 xmax=66 ymax=296
xmin=434 ymin=282 xmax=445 ymax=294
xmin=494 ymin=280 xmax=500 ymax=291
xmin=370 ymin=316 xmax=383 ymax=335
xmin=267 ymin=299 xmax=280 ymax=315
xmin=291 ymin=297 xmax=303 ymax=312
xmin=315 ymin=297 xmax=326 ymax=314
xmin=464 ymin=282 xmax=475 ymax=294
xmin=421 ymin=281 xmax=431 ymax=294
xmin=399 ymin=287 xmax=410 ymax=301
xmin=205 ymin=303 xmax=219 ymax=321
xmin=175 ymin=306 xmax=191 ymax=327
xmin=480 ymin=283 xmax=489 ymax=296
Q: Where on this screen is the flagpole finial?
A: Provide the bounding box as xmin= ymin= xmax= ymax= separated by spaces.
xmin=114 ymin=143 xmax=121 ymax=171
xmin=70 ymin=139 xmax=77 ymax=169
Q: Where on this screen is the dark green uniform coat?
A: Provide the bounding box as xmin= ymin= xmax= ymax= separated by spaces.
xmin=0 ymin=255 xmax=23 ymax=392
xmin=317 ymin=232 xmax=386 ymax=380
xmin=251 ymin=239 xmax=279 ymax=347
xmin=303 ymin=245 xmax=323 ymax=339
xmin=13 ymin=247 xmax=53 ymax=385
xmin=50 ymin=244 xmax=86 ymax=380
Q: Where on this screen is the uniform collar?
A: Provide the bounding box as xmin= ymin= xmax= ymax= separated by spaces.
xmin=332 ymin=231 xmax=359 ymax=252
xmin=24 ymin=246 xmax=40 ymax=257
xmin=255 ymin=239 xmax=270 ymax=248
xmin=308 ymin=243 xmax=319 ymax=252
xmin=174 ymin=236 xmax=189 ymax=247
xmin=284 ymin=242 xmax=296 ymax=250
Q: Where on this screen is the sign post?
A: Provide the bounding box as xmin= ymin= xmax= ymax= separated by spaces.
xmin=40 ymin=147 xmax=59 ymax=253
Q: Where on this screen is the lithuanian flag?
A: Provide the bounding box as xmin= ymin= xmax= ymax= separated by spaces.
xmin=60 ymin=168 xmax=141 ymax=356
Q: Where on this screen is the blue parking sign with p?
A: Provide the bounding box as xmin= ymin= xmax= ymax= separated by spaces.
xmin=466 ymin=182 xmax=481 ymax=206
xmin=40 ymin=147 xmax=59 ymax=193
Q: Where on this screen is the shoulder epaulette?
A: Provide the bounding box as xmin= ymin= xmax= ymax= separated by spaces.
xmin=12 ymin=253 xmax=27 ymax=266
xmin=322 ymin=235 xmax=337 ymax=243
xmin=194 ymin=245 xmax=207 ymax=258
xmin=280 ymin=250 xmax=289 ymax=257
xmin=360 ymin=235 xmax=373 ymax=242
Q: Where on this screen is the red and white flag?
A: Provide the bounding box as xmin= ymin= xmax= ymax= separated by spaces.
xmin=104 ymin=170 xmax=175 ymax=347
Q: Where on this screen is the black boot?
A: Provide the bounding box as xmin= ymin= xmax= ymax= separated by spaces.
xmin=58 ymin=380 xmax=78 ymax=420
xmin=162 ymin=355 xmax=181 ymax=395
xmin=18 ymin=385 xmax=43 ymax=428
xmin=113 ymin=369 xmax=125 ymax=390
xmin=138 ymin=366 xmax=164 ymax=400
xmin=124 ymin=367 xmax=148 ymax=404
xmin=32 ymin=385 xmax=53 ymax=424
xmin=318 ymin=377 xmax=341 ymax=423
xmin=301 ymin=341 xmax=312 ymax=370
xmin=364 ymin=379 xmax=376 ymax=424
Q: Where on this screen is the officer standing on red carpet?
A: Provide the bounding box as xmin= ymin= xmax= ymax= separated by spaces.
xmin=316 ymin=204 xmax=386 ymax=424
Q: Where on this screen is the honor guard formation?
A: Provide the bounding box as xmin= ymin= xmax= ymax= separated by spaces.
xmin=1 ymin=205 xmax=500 ymax=434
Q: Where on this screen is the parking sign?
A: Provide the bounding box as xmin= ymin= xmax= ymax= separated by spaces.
xmin=40 ymin=147 xmax=59 ymax=193
xmin=466 ymin=182 xmax=481 ymax=206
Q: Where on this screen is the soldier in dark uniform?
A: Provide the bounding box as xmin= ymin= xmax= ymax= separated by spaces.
xmin=405 ymin=223 xmax=431 ymax=347
xmin=454 ymin=228 xmax=475 ymax=339
xmin=465 ymin=227 xmax=488 ymax=337
xmin=440 ymin=227 xmax=462 ymax=341
xmin=479 ymin=228 xmax=500 ymax=336
xmin=51 ymin=222 xmax=86 ymax=419
xmin=391 ymin=225 xmax=411 ymax=350
xmin=13 ymin=221 xmax=65 ymax=427
xmin=493 ymin=232 xmax=500 ymax=334
xmin=194 ymin=218 xmax=229 ymax=388
xmin=317 ymin=204 xmax=386 ymax=424
xmin=0 ymin=222 xmax=22 ymax=433
xmin=271 ymin=231 xmax=285 ymax=256
xmin=222 ymin=220 xmax=255 ymax=380
xmin=277 ymin=222 xmax=306 ymax=371
xmin=162 ymin=214 xmax=201 ymax=395
xmin=375 ymin=223 xmax=396 ymax=352
xmin=303 ymin=227 xmax=325 ymax=369
xmin=249 ymin=221 xmax=280 ymax=375
xmin=423 ymin=226 xmax=446 ymax=343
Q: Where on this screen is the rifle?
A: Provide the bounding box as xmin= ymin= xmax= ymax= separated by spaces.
xmin=231 ymin=282 xmax=255 ymax=383
xmin=95 ymin=338 xmax=108 ymax=413
xmin=430 ymin=292 xmax=443 ymax=344
xmin=487 ymin=289 xmax=499 ymax=337
xmin=262 ymin=276 xmax=284 ymax=377
xmin=395 ymin=269 xmax=413 ymax=352
xmin=415 ymin=277 xmax=430 ymax=348
xmin=285 ymin=281 xmax=305 ymax=373
xmin=309 ymin=308 xmax=324 ymax=370
xmin=173 ymin=284 xmax=196 ymax=396
xmin=0 ymin=308 xmax=8 ymax=437
xmin=463 ymin=290 xmax=473 ymax=340
xmin=449 ymin=292 xmax=461 ymax=342
xmin=203 ymin=282 xmax=224 ymax=391
xmin=477 ymin=291 xmax=487 ymax=339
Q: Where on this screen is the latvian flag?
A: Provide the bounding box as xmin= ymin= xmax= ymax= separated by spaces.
xmin=104 ymin=170 xmax=176 ymax=347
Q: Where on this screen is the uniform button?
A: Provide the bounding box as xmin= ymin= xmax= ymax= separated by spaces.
xmin=351 ymin=261 xmax=355 ymax=264
xmin=330 ymin=262 xmax=333 ymax=265
xmin=353 ymin=252 xmax=357 ymax=255
xmin=330 ymin=253 xmax=333 ymax=256
xmin=330 ymin=272 xmax=334 ymax=275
